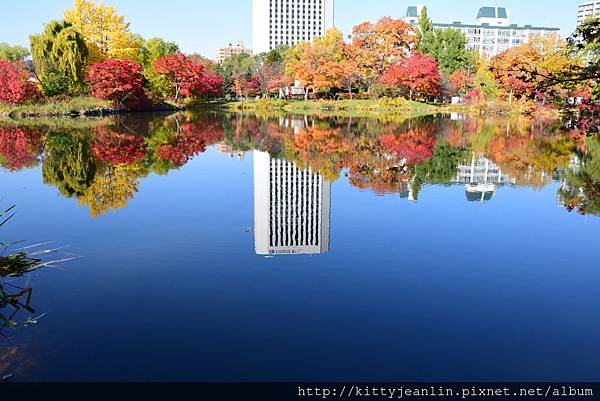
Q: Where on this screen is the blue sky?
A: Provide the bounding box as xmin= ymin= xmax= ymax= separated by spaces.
xmin=0 ymin=0 xmax=581 ymax=59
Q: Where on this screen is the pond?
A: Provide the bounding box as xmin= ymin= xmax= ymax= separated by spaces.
xmin=0 ymin=111 xmax=599 ymax=381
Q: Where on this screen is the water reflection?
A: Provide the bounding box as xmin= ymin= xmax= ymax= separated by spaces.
xmin=254 ymin=151 xmax=331 ymax=255
xmin=0 ymin=112 xmax=598 ymax=219
xmin=1 ymin=112 xmax=600 ymax=381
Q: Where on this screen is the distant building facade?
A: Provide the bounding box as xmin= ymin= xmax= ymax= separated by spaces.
xmin=216 ymin=41 xmax=253 ymax=63
xmin=405 ymin=5 xmax=560 ymax=58
xmin=578 ymin=1 xmax=600 ymax=25
xmin=254 ymin=151 xmax=331 ymax=255
xmin=252 ymin=0 xmax=335 ymax=54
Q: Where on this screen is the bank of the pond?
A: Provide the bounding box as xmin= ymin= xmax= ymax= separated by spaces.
xmin=0 ymin=97 xmax=184 ymax=119
xmin=215 ymin=98 xmax=562 ymax=118
xmin=219 ymin=98 xmax=437 ymax=114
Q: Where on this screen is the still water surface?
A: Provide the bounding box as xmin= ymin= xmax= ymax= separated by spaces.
xmin=0 ymin=112 xmax=599 ymax=381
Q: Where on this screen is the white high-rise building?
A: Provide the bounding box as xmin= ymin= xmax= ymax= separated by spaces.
xmin=578 ymin=1 xmax=600 ymax=25
xmin=254 ymin=151 xmax=331 ymax=255
xmin=252 ymin=0 xmax=335 ymax=55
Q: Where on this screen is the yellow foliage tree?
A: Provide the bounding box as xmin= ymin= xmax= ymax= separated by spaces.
xmin=64 ymin=0 xmax=139 ymax=63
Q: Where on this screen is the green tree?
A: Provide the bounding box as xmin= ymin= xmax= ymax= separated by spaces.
xmin=215 ymin=53 xmax=257 ymax=96
xmin=0 ymin=43 xmax=29 ymax=62
xmin=30 ymin=20 xmax=88 ymax=95
xmin=474 ymin=58 xmax=498 ymax=100
xmin=427 ymin=29 xmax=475 ymax=74
xmin=416 ymin=6 xmax=434 ymax=53
xmin=136 ymin=37 xmax=180 ymax=68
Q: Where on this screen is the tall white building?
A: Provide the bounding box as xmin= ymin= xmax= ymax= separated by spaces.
xmin=405 ymin=6 xmax=560 ymax=58
xmin=578 ymin=1 xmax=600 ymax=25
xmin=252 ymin=0 xmax=335 ymax=55
xmin=254 ymin=151 xmax=331 ymax=255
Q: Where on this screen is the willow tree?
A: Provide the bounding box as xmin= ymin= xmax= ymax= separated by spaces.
xmin=30 ymin=20 xmax=88 ymax=94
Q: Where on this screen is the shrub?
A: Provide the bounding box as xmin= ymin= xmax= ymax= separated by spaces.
xmin=41 ymin=72 xmax=72 ymax=97
xmin=0 ymin=61 xmax=40 ymax=104
xmin=379 ymin=96 xmax=407 ymax=108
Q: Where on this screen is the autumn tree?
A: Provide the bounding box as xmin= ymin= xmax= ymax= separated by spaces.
xmin=285 ymin=28 xmax=348 ymax=98
xmin=30 ymin=20 xmax=89 ymax=95
xmin=491 ymin=43 xmax=539 ymax=104
xmin=255 ymin=60 xmax=285 ymax=96
xmin=351 ymin=17 xmax=415 ymax=93
xmin=339 ymin=59 xmax=361 ymax=100
xmin=64 ymin=0 xmax=139 ymax=63
xmin=381 ymin=53 xmax=441 ymax=100
xmin=470 ymin=58 xmax=498 ymax=102
xmin=448 ymin=69 xmax=474 ymax=96
xmin=215 ymin=53 xmax=257 ymax=96
xmin=189 ymin=53 xmax=217 ymax=71
xmin=153 ymin=53 xmax=213 ymax=101
xmin=520 ymin=18 xmax=597 ymax=99
xmin=232 ymin=72 xmax=260 ymax=99
xmin=0 ymin=61 xmax=40 ymax=104
xmin=87 ymin=59 xmax=148 ymax=110
xmin=0 ymin=43 xmax=29 ymax=62
xmin=494 ymin=37 xmax=579 ymax=104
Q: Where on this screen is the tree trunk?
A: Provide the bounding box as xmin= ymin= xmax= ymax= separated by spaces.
xmin=409 ymin=89 xmax=413 ymax=101
xmin=348 ymin=84 xmax=353 ymax=100
xmin=304 ymin=88 xmax=309 ymax=101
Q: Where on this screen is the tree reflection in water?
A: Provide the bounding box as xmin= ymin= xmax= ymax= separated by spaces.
xmin=0 ymin=112 xmax=598 ymax=217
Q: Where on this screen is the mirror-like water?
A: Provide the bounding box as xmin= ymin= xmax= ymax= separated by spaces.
xmin=0 ymin=112 xmax=599 ymax=381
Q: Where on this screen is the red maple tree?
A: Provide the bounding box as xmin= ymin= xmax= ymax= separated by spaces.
xmin=87 ymin=59 xmax=148 ymax=110
xmin=381 ymin=53 xmax=441 ymax=100
xmin=153 ymin=53 xmax=221 ymax=101
xmin=0 ymin=61 xmax=40 ymax=104
xmin=232 ymin=73 xmax=261 ymax=99
xmin=448 ymin=70 xmax=474 ymax=96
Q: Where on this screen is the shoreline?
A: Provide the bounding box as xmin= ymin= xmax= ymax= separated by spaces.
xmin=213 ymin=99 xmax=561 ymax=118
xmin=0 ymin=96 xmax=184 ymax=119
xmin=1 ymin=98 xmax=563 ymax=120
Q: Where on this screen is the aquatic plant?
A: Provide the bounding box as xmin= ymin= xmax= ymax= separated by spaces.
xmin=0 ymin=204 xmax=75 ymax=331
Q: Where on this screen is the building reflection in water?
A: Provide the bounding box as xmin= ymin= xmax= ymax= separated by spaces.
xmin=254 ymin=151 xmax=331 ymax=255
xmin=456 ymin=155 xmax=516 ymax=202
